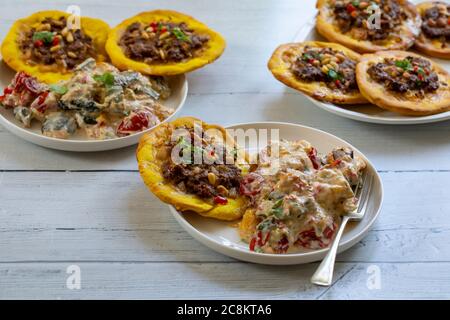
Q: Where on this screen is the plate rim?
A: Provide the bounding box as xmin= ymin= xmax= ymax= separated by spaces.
xmin=293 ymin=14 xmax=450 ymax=125
xmin=0 ymin=73 xmax=188 ymax=151
xmin=168 ymin=121 xmax=384 ymax=265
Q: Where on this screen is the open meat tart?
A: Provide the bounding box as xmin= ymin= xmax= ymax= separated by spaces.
xmin=356 ymin=50 xmax=450 ymax=115
xmin=106 ymin=10 xmax=225 ymax=76
xmin=316 ymin=0 xmax=421 ymax=53
xmin=137 ymin=117 xmax=250 ymax=221
xmin=268 ymin=41 xmax=368 ymax=104
xmin=1 ymin=10 xmax=110 ymax=83
xmin=415 ymin=1 xmax=450 ymax=59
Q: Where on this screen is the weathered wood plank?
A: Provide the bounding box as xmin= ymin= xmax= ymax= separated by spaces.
xmin=1 ymin=171 xmax=449 ymax=263
xmin=0 ymin=262 xmax=448 ymax=299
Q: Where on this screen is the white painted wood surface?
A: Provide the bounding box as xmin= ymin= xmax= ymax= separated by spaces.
xmin=0 ymin=0 xmax=449 ymax=299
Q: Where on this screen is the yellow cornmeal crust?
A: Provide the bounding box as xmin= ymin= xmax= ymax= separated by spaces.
xmin=268 ymin=41 xmax=368 ymax=104
xmin=136 ymin=117 xmax=250 ymax=221
xmin=1 ymin=10 xmax=110 ymax=83
xmin=414 ymin=1 xmax=450 ymax=60
xmin=106 ymin=10 xmax=226 ymax=76
xmin=356 ymin=50 xmax=450 ymax=115
xmin=316 ymin=0 xmax=421 ymax=54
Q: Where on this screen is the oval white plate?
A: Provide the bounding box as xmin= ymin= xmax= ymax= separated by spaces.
xmin=0 ymin=60 xmax=187 ymax=151
xmin=169 ymin=122 xmax=383 ymax=265
xmin=292 ymin=5 xmax=450 ymax=125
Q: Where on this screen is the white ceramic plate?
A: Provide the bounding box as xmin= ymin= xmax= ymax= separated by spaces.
xmin=0 ymin=60 xmax=188 ymax=152
xmin=169 ymin=122 xmax=383 ymax=265
xmin=292 ymin=3 xmax=450 ymax=125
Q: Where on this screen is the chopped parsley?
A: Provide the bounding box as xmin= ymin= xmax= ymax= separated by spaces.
xmin=93 ymin=72 xmax=115 ymax=87
xmin=172 ymin=27 xmax=190 ymax=42
xmin=32 ymin=31 xmax=54 ymax=44
xmin=395 ymin=59 xmax=413 ymax=71
xmin=49 ymin=84 xmax=68 ymax=95
xmin=327 ymin=69 xmax=343 ymax=81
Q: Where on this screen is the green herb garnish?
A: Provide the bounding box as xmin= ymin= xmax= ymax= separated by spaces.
xmin=32 ymin=31 xmax=54 ymax=44
xmin=172 ymin=27 xmax=190 ymax=42
xmin=327 ymin=69 xmax=342 ymax=80
xmin=49 ymin=84 xmax=68 ymax=95
xmin=93 ymin=72 xmax=115 ymax=87
xmin=395 ymin=59 xmax=413 ymax=71
xmin=270 ymin=206 xmax=284 ymax=218
xmin=352 ymin=1 xmax=360 ymax=7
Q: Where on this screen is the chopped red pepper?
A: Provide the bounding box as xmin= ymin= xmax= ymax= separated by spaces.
xmin=308 ymin=147 xmax=321 ymax=170
xmin=346 ymin=3 xmax=356 ymax=13
xmin=34 ymin=40 xmax=44 ymax=47
xmin=249 ymin=237 xmax=257 ymax=251
xmin=150 ymin=22 xmax=157 ymax=28
xmin=239 ymin=173 xmax=264 ymax=196
xmin=52 ymin=37 xmax=60 ymax=46
xmin=4 ymin=87 xmax=13 ymax=95
xmin=161 ymin=27 xmax=167 ymax=33
xmin=213 ymin=195 xmax=228 ymax=205
xmin=331 ymin=159 xmax=342 ymax=167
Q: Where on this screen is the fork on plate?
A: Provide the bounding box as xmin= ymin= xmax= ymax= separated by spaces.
xmin=310 ymin=170 xmax=373 ymax=286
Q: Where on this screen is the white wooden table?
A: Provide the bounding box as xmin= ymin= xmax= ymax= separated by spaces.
xmin=1 ymin=0 xmax=450 ymax=299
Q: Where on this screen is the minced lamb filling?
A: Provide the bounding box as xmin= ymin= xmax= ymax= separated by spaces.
xmin=291 ymin=46 xmax=358 ymax=92
xmin=162 ymin=128 xmax=242 ymax=204
xmin=421 ymin=2 xmax=450 ymax=46
xmin=119 ymin=21 xmax=210 ymax=63
xmin=19 ymin=17 xmax=97 ymax=71
xmin=332 ymin=0 xmax=406 ymax=41
xmin=367 ymin=56 xmax=440 ymax=93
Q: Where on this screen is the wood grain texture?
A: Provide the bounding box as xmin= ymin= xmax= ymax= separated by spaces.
xmin=0 ymin=0 xmax=449 ymax=299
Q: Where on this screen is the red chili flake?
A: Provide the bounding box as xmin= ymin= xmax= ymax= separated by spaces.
xmin=4 ymin=87 xmax=13 ymax=95
xmin=350 ymin=10 xmax=358 ymax=18
xmin=346 ymin=3 xmax=356 ymax=13
xmin=418 ymin=74 xmax=424 ymax=81
xmin=213 ymin=195 xmax=228 ymax=205
xmin=308 ymin=58 xmax=315 ymax=64
xmin=52 ymin=37 xmax=60 ymax=46
xmin=308 ymin=147 xmax=321 ymax=170
xmin=249 ymin=237 xmax=257 ymax=251
xmin=335 ymin=79 xmax=341 ymax=86
xmin=161 ymin=27 xmax=168 ymax=33
xmin=34 ymin=40 xmax=44 ymax=47
xmin=150 ymin=22 xmax=157 ymax=28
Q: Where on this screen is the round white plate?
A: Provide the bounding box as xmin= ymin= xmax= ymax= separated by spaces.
xmin=0 ymin=60 xmax=187 ymax=152
xmin=292 ymin=7 xmax=450 ymax=125
xmin=169 ymin=122 xmax=383 ymax=265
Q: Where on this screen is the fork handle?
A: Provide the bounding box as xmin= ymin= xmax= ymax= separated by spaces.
xmin=310 ymin=215 xmax=350 ymax=286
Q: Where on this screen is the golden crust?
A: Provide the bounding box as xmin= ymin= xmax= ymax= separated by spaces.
xmin=136 ymin=117 xmax=249 ymax=221
xmin=316 ymin=0 xmax=421 ymax=54
xmin=238 ymin=209 xmax=258 ymax=243
xmin=106 ymin=10 xmax=226 ymax=76
xmin=356 ymin=50 xmax=450 ymax=115
xmin=268 ymin=41 xmax=368 ymax=104
xmin=1 ymin=10 xmax=110 ymax=83
xmin=414 ymin=1 xmax=450 ymax=59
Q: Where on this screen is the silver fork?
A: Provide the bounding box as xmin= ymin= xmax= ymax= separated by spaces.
xmin=310 ymin=170 xmax=373 ymax=286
